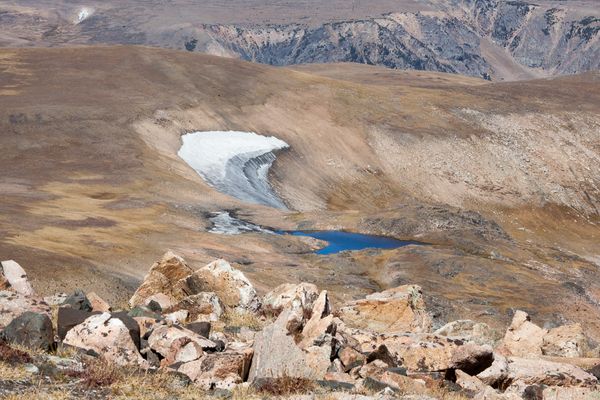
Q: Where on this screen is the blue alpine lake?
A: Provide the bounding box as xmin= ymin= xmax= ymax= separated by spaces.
xmin=280 ymin=230 xmax=421 ymax=255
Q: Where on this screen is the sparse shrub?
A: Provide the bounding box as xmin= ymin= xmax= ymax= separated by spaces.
xmin=408 ymin=286 xmax=424 ymax=310
xmin=223 ymin=309 xmax=264 ymax=330
xmin=255 ymin=376 xmax=316 ymax=396
xmin=259 ymin=304 xmax=282 ymax=319
xmin=0 ymin=340 xmax=32 ymax=364
xmin=66 ymin=358 xmax=122 ymax=388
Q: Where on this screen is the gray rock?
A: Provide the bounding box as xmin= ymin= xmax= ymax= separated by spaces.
xmin=62 ymin=289 xmax=92 ymax=312
xmin=57 ymin=307 xmax=100 ymax=340
xmin=248 ymin=308 xmax=331 ymax=381
xmin=1 ymin=312 xmax=54 ymax=350
xmin=185 ymin=322 xmax=211 ymax=339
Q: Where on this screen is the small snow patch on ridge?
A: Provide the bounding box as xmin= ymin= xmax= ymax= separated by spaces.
xmin=76 ymin=7 xmax=93 ymax=23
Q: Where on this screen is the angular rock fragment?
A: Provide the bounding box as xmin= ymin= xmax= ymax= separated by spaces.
xmin=338 ymin=285 xmax=432 ymax=334
xmin=262 ymin=282 xmax=319 ymax=315
xmin=541 ymin=323 xmax=586 ymax=358
xmin=63 ymin=312 xmax=148 ymax=367
xmin=87 ymin=292 xmax=111 ymax=313
xmin=0 ymin=260 xmax=35 ymax=296
xmin=497 ymin=310 xmax=546 ymax=357
xmin=0 ymin=290 xmax=51 ymax=329
xmin=129 ymin=251 xmax=193 ymax=307
xmin=1 ymin=311 xmax=54 ymax=351
xmin=174 ymin=259 xmax=260 ymax=312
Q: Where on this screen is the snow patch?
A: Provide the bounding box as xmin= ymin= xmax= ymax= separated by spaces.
xmin=178 ymin=131 xmax=289 ymax=208
xmin=208 ymin=211 xmax=273 ymax=235
xmin=76 ymin=7 xmax=93 ymax=23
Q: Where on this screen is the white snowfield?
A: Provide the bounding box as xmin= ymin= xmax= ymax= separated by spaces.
xmin=178 ymin=131 xmax=289 ymax=208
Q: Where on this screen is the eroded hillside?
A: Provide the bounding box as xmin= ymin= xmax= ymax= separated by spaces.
xmin=0 ymin=0 xmax=598 ymax=80
xmin=0 ymin=46 xmax=599 ymax=339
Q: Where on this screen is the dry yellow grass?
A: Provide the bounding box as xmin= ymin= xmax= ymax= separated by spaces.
xmin=2 ymin=390 xmax=73 ymax=400
xmin=0 ymin=361 xmax=31 ymax=381
xmin=222 ymin=309 xmax=266 ymax=331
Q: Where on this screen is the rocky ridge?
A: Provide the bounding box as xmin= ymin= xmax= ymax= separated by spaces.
xmin=0 ymin=253 xmax=599 ymax=399
xmin=1 ymin=0 xmax=598 ymax=80
xmin=198 ymin=0 xmax=600 ymax=80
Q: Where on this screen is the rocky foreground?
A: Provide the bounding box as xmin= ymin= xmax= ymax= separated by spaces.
xmin=0 ymin=252 xmax=599 ymax=399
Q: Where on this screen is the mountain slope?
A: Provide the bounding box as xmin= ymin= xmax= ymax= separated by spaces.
xmin=1 ymin=46 xmax=599 ymax=337
xmin=0 ymin=0 xmax=598 ymax=80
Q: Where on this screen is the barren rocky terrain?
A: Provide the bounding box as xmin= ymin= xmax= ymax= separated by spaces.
xmin=0 ymin=253 xmax=598 ymax=399
xmin=0 ymin=0 xmax=598 ymax=80
xmin=0 ymin=46 xmax=599 ymax=343
xmin=0 ymin=0 xmax=599 ymax=396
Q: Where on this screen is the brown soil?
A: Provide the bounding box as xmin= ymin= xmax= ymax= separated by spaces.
xmin=0 ymin=46 xmax=598 ymax=339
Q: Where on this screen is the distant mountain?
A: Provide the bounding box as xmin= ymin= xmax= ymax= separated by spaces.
xmin=1 ymin=0 xmax=598 ymax=80
xmin=197 ymin=1 xmax=599 ymax=80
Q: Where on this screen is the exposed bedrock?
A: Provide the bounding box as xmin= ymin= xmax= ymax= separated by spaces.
xmin=1 ymin=0 xmax=598 ymax=80
xmin=184 ymin=0 xmax=600 ymax=80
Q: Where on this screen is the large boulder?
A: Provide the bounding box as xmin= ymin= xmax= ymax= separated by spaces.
xmin=497 ymin=310 xmax=547 ymax=358
xmin=163 ymin=292 xmax=224 ymax=323
xmin=262 ymin=282 xmax=319 ymax=315
xmin=339 ymin=329 xmax=494 ymax=375
xmin=129 ymin=251 xmax=194 ymax=307
xmin=174 ymin=259 xmax=260 ymax=312
xmin=1 ymin=311 xmax=54 ymax=351
xmin=147 ymin=325 xmax=217 ymax=360
xmin=477 ymin=354 xmax=598 ymax=388
xmin=298 ymin=290 xmax=336 ymax=349
xmin=0 ymin=290 xmax=51 ymax=329
xmin=178 ymin=350 xmax=253 ymax=390
xmin=541 ymin=323 xmax=586 ymax=358
xmin=248 ymin=308 xmax=332 ymax=381
xmin=338 ymin=285 xmax=432 ymax=334
xmin=64 ymin=312 xmax=148 ymax=367
xmin=0 ymin=260 xmax=35 ymax=296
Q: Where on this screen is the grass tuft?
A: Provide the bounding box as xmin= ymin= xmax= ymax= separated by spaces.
xmin=65 ymin=358 xmax=123 ymax=388
xmin=222 ymin=309 xmax=265 ymax=330
xmin=255 ymin=376 xmax=316 ymax=396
